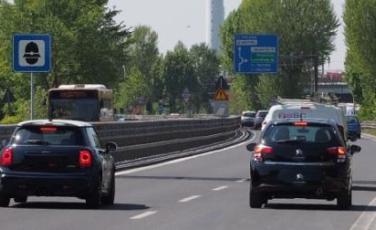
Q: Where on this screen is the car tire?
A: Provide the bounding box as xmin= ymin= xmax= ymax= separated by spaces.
xmin=0 ymin=193 xmax=10 ymax=207
xmin=101 ymin=171 xmax=115 ymax=206
xmin=14 ymin=196 xmax=27 ymax=203
xmin=337 ymin=182 xmax=352 ymax=210
xmin=249 ymin=183 xmax=264 ymax=208
xmin=86 ymin=178 xmax=102 ymax=209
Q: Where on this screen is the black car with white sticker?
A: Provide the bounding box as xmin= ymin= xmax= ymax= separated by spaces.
xmin=247 ymin=119 xmax=361 ymax=209
xmin=0 ymin=119 xmax=117 ymax=208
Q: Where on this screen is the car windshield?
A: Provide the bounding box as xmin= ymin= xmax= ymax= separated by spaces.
xmin=12 ymin=126 xmax=84 ymax=146
xmin=263 ymin=123 xmax=342 ymax=146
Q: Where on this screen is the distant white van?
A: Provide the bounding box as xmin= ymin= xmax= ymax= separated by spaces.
xmin=262 ymin=102 xmax=347 ymax=139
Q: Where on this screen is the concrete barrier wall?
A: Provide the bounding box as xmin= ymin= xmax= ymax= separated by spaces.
xmin=0 ymin=117 xmax=241 ymax=162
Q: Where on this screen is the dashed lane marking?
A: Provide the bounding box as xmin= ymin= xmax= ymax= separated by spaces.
xmin=212 ymin=186 xmax=228 ymax=191
xmin=130 ymin=211 xmax=158 ymax=220
xmin=179 ymin=195 xmax=202 ymax=203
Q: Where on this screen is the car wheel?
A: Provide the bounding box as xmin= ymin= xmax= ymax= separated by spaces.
xmin=101 ymin=171 xmax=115 ymax=206
xmin=249 ymin=182 xmax=264 ymax=208
xmin=0 ymin=193 xmax=10 ymax=207
xmin=337 ymin=182 xmax=352 ymax=210
xmin=86 ymin=177 xmax=102 ymax=209
xmin=14 ymin=196 xmax=27 ymax=203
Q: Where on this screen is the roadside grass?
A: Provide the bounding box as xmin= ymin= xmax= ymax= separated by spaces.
xmin=363 ymin=128 xmax=376 ymax=136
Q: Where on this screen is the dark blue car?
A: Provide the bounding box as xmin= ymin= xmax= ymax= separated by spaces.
xmin=0 ymin=119 xmax=117 ymax=208
xmin=346 ymin=115 xmax=361 ymax=140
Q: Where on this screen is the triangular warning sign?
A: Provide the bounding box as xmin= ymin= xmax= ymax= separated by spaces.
xmin=214 ymin=89 xmax=229 ymax=101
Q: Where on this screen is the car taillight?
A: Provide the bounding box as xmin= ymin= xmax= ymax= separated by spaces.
xmin=327 ymin=147 xmax=346 ymax=163
xmin=79 ymin=149 xmax=92 ymax=168
xmin=327 ymin=147 xmax=346 ymax=155
xmin=253 ymin=145 xmax=273 ymax=161
xmin=0 ymin=147 xmax=13 ymax=166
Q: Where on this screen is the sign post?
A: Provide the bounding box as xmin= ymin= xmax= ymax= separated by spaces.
xmin=13 ymin=34 xmax=52 ymax=119
xmin=234 ymin=34 xmax=278 ymax=74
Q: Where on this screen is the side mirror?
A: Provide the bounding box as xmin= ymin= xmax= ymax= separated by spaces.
xmin=350 ymin=145 xmax=361 ymax=154
xmin=105 ymin=142 xmax=117 ymax=153
xmin=246 ymin=143 xmax=256 ymax=151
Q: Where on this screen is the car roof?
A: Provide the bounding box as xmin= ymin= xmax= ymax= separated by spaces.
xmin=17 ymin=119 xmax=92 ymax=127
xmin=242 ymin=110 xmax=255 ymax=114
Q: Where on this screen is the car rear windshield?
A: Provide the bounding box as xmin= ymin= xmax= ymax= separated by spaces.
xmin=263 ymin=123 xmax=342 ymax=146
xmin=346 ymin=116 xmax=359 ymax=123
xmin=12 ymin=125 xmax=84 ymax=146
xmin=257 ymin=111 xmax=268 ymax=117
xmin=243 ymin=112 xmax=256 ymax=117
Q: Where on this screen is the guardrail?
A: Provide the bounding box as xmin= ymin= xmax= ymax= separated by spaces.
xmin=361 ymin=121 xmax=376 ymax=129
xmin=0 ymin=117 xmax=241 ymax=164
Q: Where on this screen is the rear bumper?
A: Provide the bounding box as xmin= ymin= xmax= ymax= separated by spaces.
xmin=0 ymin=171 xmax=97 ymax=197
xmin=251 ymin=161 xmax=350 ymax=198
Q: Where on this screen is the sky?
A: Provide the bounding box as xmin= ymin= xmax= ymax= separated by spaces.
xmin=107 ymin=0 xmax=345 ymax=71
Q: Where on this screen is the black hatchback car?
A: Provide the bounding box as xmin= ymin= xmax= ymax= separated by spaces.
xmin=0 ymin=119 xmax=117 ymax=208
xmin=248 ymin=119 xmax=361 ymax=209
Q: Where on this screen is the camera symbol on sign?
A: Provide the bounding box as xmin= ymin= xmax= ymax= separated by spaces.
xmin=23 ymin=42 xmax=40 ymax=65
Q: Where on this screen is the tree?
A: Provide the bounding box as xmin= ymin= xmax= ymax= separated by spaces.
xmin=115 ymin=67 xmax=149 ymax=114
xmin=0 ymin=0 xmax=131 ymax=122
xmin=344 ymin=0 xmax=376 ymax=119
xmin=221 ymin=0 xmax=339 ymax=111
xmin=162 ymin=42 xmax=195 ymax=113
xmin=189 ymin=43 xmax=220 ymax=113
xmin=122 ymin=25 xmax=162 ymax=113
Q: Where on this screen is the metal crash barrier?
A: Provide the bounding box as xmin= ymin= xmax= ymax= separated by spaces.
xmin=0 ymin=117 xmax=241 ymax=164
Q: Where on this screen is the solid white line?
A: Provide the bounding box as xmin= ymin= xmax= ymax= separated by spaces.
xmin=130 ymin=211 xmax=157 ymax=220
xmin=179 ymin=195 xmax=201 ymax=203
xmin=116 ymin=131 xmax=257 ymax=176
xmin=349 ymin=197 xmax=376 ymax=230
xmin=236 ymin=179 xmax=247 ymax=183
xmin=212 ymin=186 xmax=228 ymax=191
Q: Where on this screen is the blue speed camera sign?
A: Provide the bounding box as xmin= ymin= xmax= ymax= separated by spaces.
xmin=13 ymin=34 xmax=52 ymax=72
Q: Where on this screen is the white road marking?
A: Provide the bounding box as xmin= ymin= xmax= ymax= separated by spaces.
xmin=236 ymin=179 xmax=247 ymax=183
xmin=349 ymin=197 xmax=376 ymax=230
xmin=130 ymin=211 xmax=157 ymax=220
xmin=179 ymin=195 xmax=201 ymax=203
xmin=212 ymin=186 xmax=228 ymax=191
xmin=116 ymin=132 xmax=257 ymax=176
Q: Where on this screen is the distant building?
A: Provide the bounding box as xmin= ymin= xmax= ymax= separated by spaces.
xmin=206 ymin=0 xmax=224 ymax=51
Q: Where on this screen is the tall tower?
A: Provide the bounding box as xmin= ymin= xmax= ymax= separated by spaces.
xmin=206 ymin=0 xmax=225 ymax=51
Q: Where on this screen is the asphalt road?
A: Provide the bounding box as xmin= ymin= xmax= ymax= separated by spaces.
xmin=0 ymin=132 xmax=376 ymax=230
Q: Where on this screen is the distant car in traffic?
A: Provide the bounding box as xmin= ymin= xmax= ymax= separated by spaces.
xmin=253 ymin=110 xmax=268 ymax=129
xmin=0 ymin=119 xmax=117 ymax=208
xmin=247 ymin=119 xmax=361 ymax=209
xmin=346 ymin=115 xmax=361 ymax=140
xmin=241 ymin=111 xmax=256 ymax=127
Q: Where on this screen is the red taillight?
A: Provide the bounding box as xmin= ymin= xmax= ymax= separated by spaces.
xmin=79 ymin=150 xmax=92 ymax=168
xmin=1 ymin=147 xmax=13 ymax=166
xmin=253 ymin=145 xmax=273 ymax=161
xmin=327 ymin=147 xmax=346 ymax=155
